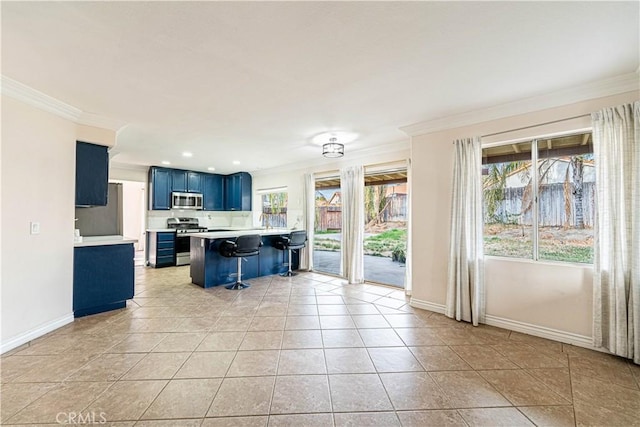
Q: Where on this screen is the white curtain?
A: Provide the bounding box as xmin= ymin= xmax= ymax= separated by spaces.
xmin=592 ymin=101 xmax=640 ymax=364
xmin=341 ymin=165 xmax=365 ymax=284
xmin=404 ymin=159 xmax=413 ymax=295
xmin=300 ymin=172 xmax=315 ymax=271
xmin=446 ymin=137 xmax=485 ymax=326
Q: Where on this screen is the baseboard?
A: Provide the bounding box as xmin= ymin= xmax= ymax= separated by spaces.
xmin=1 ymin=313 xmax=74 ymax=354
xmin=409 ymin=298 xmax=595 ymax=349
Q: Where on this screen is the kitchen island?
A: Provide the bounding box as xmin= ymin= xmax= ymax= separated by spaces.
xmin=189 ymin=229 xmax=301 ymax=288
xmin=74 ymin=236 xmax=137 ymax=317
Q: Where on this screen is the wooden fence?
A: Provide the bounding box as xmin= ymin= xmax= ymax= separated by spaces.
xmin=315 ymin=193 xmax=408 ymax=231
xmin=486 ymin=182 xmax=595 ymax=227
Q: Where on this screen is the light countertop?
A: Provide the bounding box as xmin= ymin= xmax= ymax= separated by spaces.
xmin=74 ymin=235 xmax=138 ymax=248
xmin=190 ymin=228 xmax=295 ymax=240
xmin=146 ymin=229 xmax=176 ymax=233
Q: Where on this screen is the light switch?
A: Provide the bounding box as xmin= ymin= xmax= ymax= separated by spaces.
xmin=30 ymin=222 xmax=40 ymax=235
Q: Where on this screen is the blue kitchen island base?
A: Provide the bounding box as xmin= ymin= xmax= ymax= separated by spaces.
xmin=190 ymin=232 xmax=300 ymax=288
xmin=73 ymin=242 xmax=135 ymax=318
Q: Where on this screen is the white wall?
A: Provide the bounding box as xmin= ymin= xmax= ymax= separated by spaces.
xmin=1 ymin=96 xmax=77 ymax=352
xmin=121 ymin=181 xmax=146 ymax=251
xmin=410 ymin=91 xmax=639 ymax=343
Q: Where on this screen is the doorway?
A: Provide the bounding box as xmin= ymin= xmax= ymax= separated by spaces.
xmin=313 ymin=177 xmax=341 ymax=276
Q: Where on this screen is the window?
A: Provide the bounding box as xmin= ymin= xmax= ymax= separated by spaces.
xmin=482 ymin=132 xmax=594 ymax=263
xmin=260 ymin=191 xmax=288 ymax=228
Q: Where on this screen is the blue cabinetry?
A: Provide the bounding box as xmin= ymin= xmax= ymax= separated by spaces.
xmin=203 ymin=174 xmax=225 ymax=211
xmin=147 ymin=231 xmax=176 ymax=267
xmin=225 ymin=172 xmax=252 ymax=211
xmin=149 ymin=167 xmax=172 ymax=210
xmin=73 ymin=243 xmax=134 ymax=317
xmin=75 ymin=141 xmax=109 ymax=207
xmin=171 ymin=169 xmax=188 ymax=192
xmin=187 ymin=172 xmax=202 ymax=193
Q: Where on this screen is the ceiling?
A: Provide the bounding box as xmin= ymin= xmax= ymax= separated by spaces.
xmin=2 ymin=2 xmax=638 ymax=174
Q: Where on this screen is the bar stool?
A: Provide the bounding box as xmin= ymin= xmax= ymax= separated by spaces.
xmin=274 ymin=230 xmax=307 ymax=277
xmin=219 ymin=234 xmax=263 ymax=289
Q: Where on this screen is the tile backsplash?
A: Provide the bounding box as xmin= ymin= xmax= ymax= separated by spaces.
xmin=147 ymin=210 xmax=253 ymax=230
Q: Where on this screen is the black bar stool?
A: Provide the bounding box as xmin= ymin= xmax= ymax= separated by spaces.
xmin=219 ymin=234 xmax=263 ymax=289
xmin=274 ymin=230 xmax=307 ymax=277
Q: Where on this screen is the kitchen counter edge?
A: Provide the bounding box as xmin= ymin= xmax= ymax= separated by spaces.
xmin=74 ymin=236 xmax=139 ymax=248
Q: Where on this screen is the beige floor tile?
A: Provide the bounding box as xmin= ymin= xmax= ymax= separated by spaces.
xmin=136 ymin=420 xmax=203 ymax=426
xmin=571 ymin=373 xmax=640 ymax=425
xmin=118 ymin=318 xmax=187 ymax=333
xmin=196 ymin=332 xmax=245 ymax=351
xmin=450 ymin=345 xmax=519 ymax=370
xmin=173 ymin=317 xmax=218 ymax=333
xmin=396 ymin=410 xmax=467 ymax=426
xmin=352 ymin=315 xmax=390 ymax=329
xmin=325 ymin=348 xmax=376 ymax=374
xmin=207 ymin=377 xmax=275 ymax=417
xmin=239 ymin=331 xmax=283 ymax=350
xmin=213 ymin=317 xmax=253 ymax=332
xmin=270 ymin=375 xmax=331 ymax=414
xmin=525 ymin=368 xmax=573 ymax=402
xmin=151 ymin=333 xmax=207 ymax=352
xmin=518 ymin=405 xmax=576 ymax=427
xmin=0 ymin=382 xmax=57 ymax=422
xmin=281 ymin=330 xmax=323 ymax=349
xmin=478 ymin=369 xmax=570 ymax=406
xmin=379 ymin=372 xmax=452 ymax=410
xmin=249 ymin=316 xmax=286 ymax=331
xmin=492 ymin=343 xmax=568 ymax=369
xmin=328 ymin=374 xmax=393 ymax=412
xmin=7 ymin=382 xmax=112 ymax=424
xmin=345 ymin=304 xmax=379 ymax=315
xmin=289 ymin=296 xmax=317 ymax=305
xmin=268 ymin=413 xmax=333 ymax=427
xmin=11 ymin=353 xmax=97 ymax=383
xmin=316 ymin=296 xmax=345 ymax=305
xmin=141 ymin=378 xmax=222 ymax=419
xmin=569 ymin=352 xmax=639 ymax=390
xmin=368 ymin=347 xmax=424 ymax=372
xmin=1 ymin=355 xmax=50 ymax=382
xmin=333 ymin=411 xmax=400 ymax=426
xmin=317 ymin=305 xmax=350 ymax=315
xmin=509 ymin=331 xmax=564 ymax=353
xmin=321 ymin=329 xmax=364 ymax=348
xmin=122 ymin=352 xmax=190 ymax=380
xmin=202 ymin=416 xmax=267 ymax=426
xmin=383 ymin=314 xmax=427 ymax=328
xmin=409 ymin=346 xmax=472 ymax=371
xmin=67 ymin=353 xmax=145 ymax=381
xmin=429 ymin=371 xmax=511 ymax=408
xmin=175 ymin=352 xmax=235 ymax=378
xmin=85 ymin=380 xmax=167 ymax=421
xmin=457 ymin=408 xmax=534 ymax=426
xmin=226 ymin=350 xmax=280 ymax=377
xmin=319 ymin=315 xmax=356 ymax=329
xmin=395 ymin=328 xmax=445 ymax=346
xmin=285 ymin=316 xmax=320 ymax=330
xmin=358 ymin=328 xmax=405 ymax=347
xmin=107 ymin=333 xmax=169 ymax=353
xmin=286 ymin=304 xmax=318 ymax=316
xmin=278 ymin=349 xmax=327 ymax=375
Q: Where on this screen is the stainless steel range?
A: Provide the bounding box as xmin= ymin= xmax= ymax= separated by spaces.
xmin=167 ymin=217 xmax=207 ymax=266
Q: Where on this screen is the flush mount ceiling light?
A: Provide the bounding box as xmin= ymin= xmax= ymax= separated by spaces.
xmin=182 ymin=151 xmax=193 ymax=158
xmin=322 ymin=137 xmax=344 ymax=158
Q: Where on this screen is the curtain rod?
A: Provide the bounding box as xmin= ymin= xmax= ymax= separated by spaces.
xmin=480 ymin=113 xmax=591 ymax=139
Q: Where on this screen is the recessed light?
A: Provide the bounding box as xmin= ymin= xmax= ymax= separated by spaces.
xmin=182 ymin=152 xmax=193 ymax=158
xmin=207 ymin=167 xmax=216 ymax=171
xmin=161 ymin=160 xmax=171 ymax=165
xmin=232 ymin=160 xmax=240 ymax=165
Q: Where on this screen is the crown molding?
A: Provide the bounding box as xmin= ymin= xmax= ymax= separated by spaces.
xmin=1 ymin=75 xmax=82 ymax=121
xmin=1 ymin=75 xmax=126 ymax=131
xmin=400 ymin=71 xmax=640 ymax=137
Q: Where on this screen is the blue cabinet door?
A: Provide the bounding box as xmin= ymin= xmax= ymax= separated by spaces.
xmin=203 ymin=174 xmax=225 ymax=211
xmin=149 ymin=167 xmax=171 ymax=210
xmin=187 ymin=171 xmax=202 ymax=193
xmin=224 ymin=172 xmax=252 ymax=211
xmin=75 ymin=141 xmax=109 ymax=206
xmin=171 ymin=169 xmax=188 ymax=192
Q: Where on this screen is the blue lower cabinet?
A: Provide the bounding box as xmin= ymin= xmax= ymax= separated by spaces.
xmin=73 ymin=244 xmax=134 ymax=317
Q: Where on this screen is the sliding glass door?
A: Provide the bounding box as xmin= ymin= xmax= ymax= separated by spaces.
xmin=313 ymin=177 xmax=341 ymax=276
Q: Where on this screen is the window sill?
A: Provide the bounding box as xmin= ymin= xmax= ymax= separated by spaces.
xmin=484 ymin=255 xmax=593 ymax=269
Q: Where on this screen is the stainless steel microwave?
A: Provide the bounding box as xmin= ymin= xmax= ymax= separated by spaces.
xmin=171 ymin=192 xmax=203 ymax=210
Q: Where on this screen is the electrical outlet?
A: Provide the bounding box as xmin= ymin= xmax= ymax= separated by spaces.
xmin=30 ymin=222 xmax=40 ymax=235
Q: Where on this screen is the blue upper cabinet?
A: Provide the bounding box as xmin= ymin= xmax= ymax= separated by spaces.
xmin=149 ymin=167 xmax=171 ymax=210
xmin=203 ymin=174 xmax=225 ymax=211
xmin=225 ymin=172 xmax=252 ymax=211
xmin=76 ymin=141 xmax=109 ymax=207
xmin=187 ymin=171 xmax=202 ymax=193
xmin=171 ymin=169 xmax=188 ymax=192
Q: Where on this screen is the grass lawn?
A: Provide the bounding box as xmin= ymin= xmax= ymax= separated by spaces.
xmin=314 ymin=228 xmax=407 ymax=260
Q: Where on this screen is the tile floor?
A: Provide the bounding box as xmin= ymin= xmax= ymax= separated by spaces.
xmin=2 ymin=266 xmax=640 ymax=426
